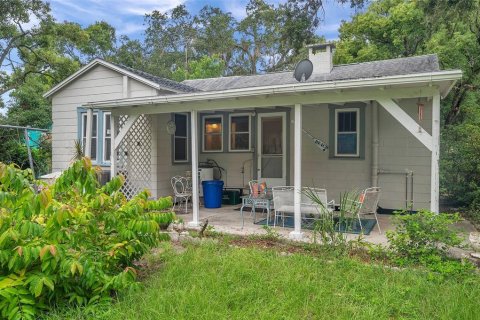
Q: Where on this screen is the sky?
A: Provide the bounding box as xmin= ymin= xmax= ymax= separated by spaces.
xmin=48 ymin=0 xmax=360 ymax=41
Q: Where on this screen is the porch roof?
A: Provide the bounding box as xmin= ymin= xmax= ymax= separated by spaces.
xmin=86 ymin=68 xmax=461 ymax=113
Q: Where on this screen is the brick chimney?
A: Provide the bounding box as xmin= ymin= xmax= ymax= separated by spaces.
xmin=307 ymin=43 xmax=335 ymax=75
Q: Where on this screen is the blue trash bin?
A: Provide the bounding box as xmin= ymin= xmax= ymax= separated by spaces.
xmin=202 ymin=180 xmax=224 ymax=208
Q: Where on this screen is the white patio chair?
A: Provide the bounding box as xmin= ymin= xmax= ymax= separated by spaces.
xmin=171 ymin=176 xmax=192 ymax=213
xmin=272 ymin=186 xmax=295 ymax=227
xmin=356 ymin=187 xmax=382 ymax=233
xmin=301 ymin=187 xmax=335 ymax=224
xmin=272 ymin=187 xmax=335 ymax=228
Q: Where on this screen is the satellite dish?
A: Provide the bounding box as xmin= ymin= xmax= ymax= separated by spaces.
xmin=293 ymin=59 xmax=313 ymax=82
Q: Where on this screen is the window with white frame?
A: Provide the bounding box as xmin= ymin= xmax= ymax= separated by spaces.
xmin=81 ymin=113 xmax=98 ymax=161
xmin=335 ymin=108 xmax=359 ymax=157
xmin=103 ymin=112 xmax=111 ymax=162
xmin=203 ymin=115 xmax=223 ymax=152
xmin=229 ymin=114 xmax=250 ymax=151
xmin=173 ymin=113 xmax=188 ymax=162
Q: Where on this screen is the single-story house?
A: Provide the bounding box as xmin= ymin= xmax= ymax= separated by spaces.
xmin=43 ymin=43 xmax=462 ymax=238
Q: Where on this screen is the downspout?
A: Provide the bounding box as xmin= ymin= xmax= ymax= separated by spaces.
xmin=371 ymin=101 xmax=379 ymax=187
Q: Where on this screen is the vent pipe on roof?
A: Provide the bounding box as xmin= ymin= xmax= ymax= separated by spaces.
xmin=307 ymin=43 xmax=335 ymax=75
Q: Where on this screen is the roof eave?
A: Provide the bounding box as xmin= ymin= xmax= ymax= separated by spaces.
xmin=88 ymin=70 xmax=462 ymax=109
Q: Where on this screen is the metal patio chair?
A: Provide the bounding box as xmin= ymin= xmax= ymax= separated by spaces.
xmin=355 ymin=187 xmax=382 ymax=233
xmin=171 ymin=176 xmax=192 ymax=213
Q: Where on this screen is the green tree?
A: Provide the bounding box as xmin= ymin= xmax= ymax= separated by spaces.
xmin=0 ymin=0 xmax=52 ymax=96
xmin=171 ymin=55 xmax=225 ymax=81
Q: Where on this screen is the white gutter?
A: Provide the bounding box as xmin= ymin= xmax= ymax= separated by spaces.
xmin=88 ymin=70 xmax=462 ymax=109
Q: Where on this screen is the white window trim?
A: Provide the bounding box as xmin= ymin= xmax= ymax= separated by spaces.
xmin=173 ymin=113 xmax=189 ymax=163
xmin=228 ymin=113 xmax=251 ymax=152
xmin=334 ymin=108 xmax=360 ymax=157
xmin=202 ymin=115 xmax=223 ymax=152
xmin=103 ymin=112 xmax=111 ymax=163
xmin=81 ymin=112 xmax=98 ymax=161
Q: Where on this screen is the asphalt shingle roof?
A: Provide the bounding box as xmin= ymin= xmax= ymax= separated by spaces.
xmin=109 ymin=61 xmax=200 ymax=93
xmin=182 ymin=55 xmax=441 ymax=92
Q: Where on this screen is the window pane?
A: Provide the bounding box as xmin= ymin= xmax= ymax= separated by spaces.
xmin=337 ymin=133 xmax=357 ymax=155
xmin=174 ymin=137 xmax=187 ymax=161
xmin=231 ymin=116 xmax=249 ymax=132
xmin=104 ymin=138 xmax=111 ymax=161
xmin=205 ymin=117 xmax=222 ymax=134
xmin=175 ymin=114 xmax=187 ymax=137
xmin=231 ymin=133 xmax=249 ymax=150
xmin=338 ymin=111 xmax=356 ymax=132
xmin=91 ymin=138 xmax=97 ymax=160
xmin=82 ymin=115 xmax=87 ymax=137
xmin=262 ymin=116 xmax=282 ymax=154
xmin=92 ymin=114 xmax=98 ymax=136
xmin=105 ymin=114 xmax=111 ymax=136
xmin=204 ymin=134 xmax=222 ymax=151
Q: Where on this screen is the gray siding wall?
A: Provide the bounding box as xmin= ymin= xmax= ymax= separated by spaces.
xmin=51 ymin=65 xmax=161 ymax=172
xmin=298 ymin=103 xmax=372 ymax=204
xmin=298 ymin=99 xmax=432 ymax=210
xmin=155 ymin=113 xmax=190 ymax=198
xmin=377 ymin=99 xmax=432 ymax=209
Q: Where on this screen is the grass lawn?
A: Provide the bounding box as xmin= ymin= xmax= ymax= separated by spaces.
xmin=45 ymin=239 xmax=480 ymax=320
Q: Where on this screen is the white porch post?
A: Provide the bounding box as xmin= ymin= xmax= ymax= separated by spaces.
xmin=85 ymin=108 xmax=93 ymax=158
xmin=371 ymin=101 xmax=379 ymax=187
xmin=431 ymin=92 xmax=441 ymax=213
xmin=110 ymin=114 xmax=117 ymax=179
xmin=188 ymin=110 xmax=200 ymax=227
xmin=290 ymin=103 xmax=303 ymax=240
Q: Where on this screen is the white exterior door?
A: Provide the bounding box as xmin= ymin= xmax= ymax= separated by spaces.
xmin=257 ymin=112 xmax=287 ymax=186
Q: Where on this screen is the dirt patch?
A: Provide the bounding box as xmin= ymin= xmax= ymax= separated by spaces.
xmin=229 ymin=237 xmax=311 ymax=255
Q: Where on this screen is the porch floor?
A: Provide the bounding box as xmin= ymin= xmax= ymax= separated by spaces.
xmin=174 ymin=205 xmax=395 ymax=245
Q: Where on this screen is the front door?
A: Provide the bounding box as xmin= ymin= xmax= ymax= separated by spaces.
xmin=257 ymin=112 xmax=287 ymax=186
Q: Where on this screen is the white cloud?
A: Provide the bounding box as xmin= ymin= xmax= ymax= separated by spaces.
xmin=223 ymin=1 xmax=247 ymax=19
xmin=117 ymin=22 xmax=145 ymax=35
xmin=49 ymin=0 xmax=185 ymax=36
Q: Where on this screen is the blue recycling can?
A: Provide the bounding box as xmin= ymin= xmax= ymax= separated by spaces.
xmin=202 ymin=180 xmax=224 ymax=208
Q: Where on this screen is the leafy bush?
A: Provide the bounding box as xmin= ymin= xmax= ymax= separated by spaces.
xmin=386 ymin=210 xmax=470 ymax=274
xmin=304 ymin=189 xmax=360 ymax=254
xmin=0 ymin=159 xmax=174 ymax=319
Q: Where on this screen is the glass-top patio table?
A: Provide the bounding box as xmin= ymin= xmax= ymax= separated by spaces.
xmin=240 ymin=193 xmax=273 ymax=228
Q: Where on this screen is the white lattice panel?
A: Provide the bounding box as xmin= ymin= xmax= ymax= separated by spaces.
xmin=115 ymin=115 xmax=152 ymax=199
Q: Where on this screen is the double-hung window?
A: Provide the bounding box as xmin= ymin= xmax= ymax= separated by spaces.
xmin=335 ymin=108 xmax=359 ymax=157
xmin=103 ymin=112 xmax=112 ymax=162
xmin=203 ymin=115 xmax=223 ymax=152
xmin=229 ymin=114 xmax=250 ymax=151
xmin=81 ymin=112 xmax=98 ymax=161
xmin=173 ymin=113 xmax=189 ymax=163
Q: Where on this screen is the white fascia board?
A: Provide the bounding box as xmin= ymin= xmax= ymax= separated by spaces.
xmin=42 ymin=59 xmax=181 ymax=98
xmin=87 ymin=70 xmax=462 ymax=109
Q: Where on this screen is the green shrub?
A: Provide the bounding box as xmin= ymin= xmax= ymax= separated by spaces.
xmin=386 ymin=210 xmax=471 ymax=274
xmin=0 ymin=159 xmax=174 ymax=320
